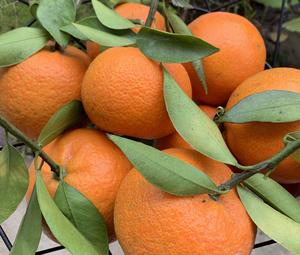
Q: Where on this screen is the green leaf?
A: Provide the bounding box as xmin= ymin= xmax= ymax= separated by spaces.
xmin=171 ymin=0 xmax=193 ymax=9
xmin=37 ymin=0 xmax=76 ymax=47
xmin=29 ymin=0 xmax=39 ymax=18
xmin=218 ymin=90 xmax=300 ymax=124
xmin=54 ymin=181 xmax=109 ymax=254
xmin=0 ymin=144 xmax=28 ymax=224
xmin=76 ymin=2 xmax=95 ymax=20
xmin=283 ymin=131 xmax=300 ymax=163
xmin=71 ymin=23 xmax=136 ymax=47
xmin=136 ymin=26 xmax=218 ymax=63
xmin=35 ymin=171 xmax=101 ymax=255
xmin=283 ymin=17 xmax=300 ymax=33
xmin=0 ymin=27 xmax=49 ymax=67
xmin=255 ymin=0 xmax=298 ymax=8
xmin=92 ymin=0 xmax=135 ymax=30
xmin=38 ymin=100 xmax=86 ymax=147
xmin=238 ymin=186 xmax=300 ymax=254
xmin=165 ymin=10 xmax=209 ymax=94
xmin=244 ymin=173 xmax=300 ymax=223
xmin=10 ymin=187 xmax=42 ymax=255
xmin=109 ymin=135 xmax=221 ymax=196
xmin=0 ymin=1 xmax=33 ymax=34
xmin=163 ymin=68 xmax=237 ymax=165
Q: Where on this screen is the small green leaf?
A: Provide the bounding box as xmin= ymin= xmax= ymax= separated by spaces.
xmin=165 ymin=10 xmax=209 ymax=94
xmin=238 ymin=186 xmax=300 ymax=254
xmin=283 ymin=131 xmax=300 ymax=163
xmin=92 ymin=0 xmax=135 ymax=30
xmin=283 ymin=17 xmax=300 ymax=33
xmin=10 ymin=187 xmax=42 ymax=255
xmin=72 ymin=23 xmax=136 ymax=47
xmin=37 ymin=0 xmax=76 ymax=47
xmin=29 ymin=0 xmax=39 ymax=18
xmin=218 ymin=90 xmax=300 ymax=123
xmin=109 ymin=135 xmax=221 ymax=196
xmin=38 ymin=100 xmax=86 ymax=147
xmin=0 ymin=27 xmax=49 ymax=67
xmin=0 ymin=144 xmax=28 ymax=224
xmin=163 ymin=68 xmax=237 ymax=165
xmin=244 ymin=173 xmax=300 ymax=223
xmin=54 ymin=181 xmax=109 ymax=254
xmin=35 ymin=171 xmax=101 ymax=255
xmin=255 ymin=0 xmax=298 ymax=8
xmin=171 ymin=0 xmax=193 ymax=8
xmin=136 ymin=26 xmax=218 ymax=63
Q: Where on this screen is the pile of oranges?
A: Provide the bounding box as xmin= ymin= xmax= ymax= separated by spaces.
xmin=1 ymin=3 xmax=300 ymax=254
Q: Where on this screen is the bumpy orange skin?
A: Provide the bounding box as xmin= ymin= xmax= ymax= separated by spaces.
xmin=184 ymin=12 xmax=266 ymax=106
xmin=114 ymin=148 xmax=256 ymax=255
xmin=155 ymin=105 xmax=216 ymax=150
xmin=115 ymin=3 xmax=166 ymax=31
xmin=0 ymin=46 xmax=90 ymax=139
xmin=81 ymin=47 xmax=192 ymax=139
xmin=224 ymin=68 xmax=300 ymax=183
xmin=27 ymin=128 xmax=132 ymax=238
xmin=86 ymin=3 xmax=165 ymax=59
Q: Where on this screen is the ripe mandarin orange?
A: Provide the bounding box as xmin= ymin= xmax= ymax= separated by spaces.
xmin=27 ymin=128 xmax=132 ymax=238
xmin=0 ymin=46 xmax=90 ymax=139
xmin=184 ymin=12 xmax=266 ymax=106
xmin=114 ymin=148 xmax=256 ymax=255
xmin=81 ymin=47 xmax=192 ymax=139
xmin=224 ymin=68 xmax=300 ymax=183
xmin=155 ymin=105 xmax=216 ymax=150
xmin=86 ymin=2 xmax=165 ymax=59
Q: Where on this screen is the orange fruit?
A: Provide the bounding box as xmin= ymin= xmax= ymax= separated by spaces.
xmin=115 ymin=3 xmax=166 ymax=31
xmin=86 ymin=2 xmax=166 ymax=59
xmin=81 ymin=47 xmax=192 ymax=139
xmin=155 ymin=105 xmax=216 ymax=150
xmin=184 ymin=12 xmax=266 ymax=106
xmin=0 ymin=46 xmax=90 ymax=139
xmin=224 ymin=68 xmax=300 ymax=183
xmin=114 ymin=148 xmax=256 ymax=255
xmin=27 ymin=128 xmax=132 ymax=238
xmin=86 ymin=41 xmax=100 ymax=60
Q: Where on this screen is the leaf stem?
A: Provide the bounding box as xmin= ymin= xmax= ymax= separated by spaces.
xmin=145 ymin=0 xmax=159 ymax=27
xmin=219 ymin=138 xmax=300 ymax=191
xmin=0 ymin=115 xmax=60 ymax=175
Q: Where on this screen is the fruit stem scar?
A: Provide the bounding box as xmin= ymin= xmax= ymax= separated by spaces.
xmin=0 ymin=115 xmax=61 ymax=176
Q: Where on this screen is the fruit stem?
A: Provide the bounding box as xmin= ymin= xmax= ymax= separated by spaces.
xmin=218 ymin=138 xmax=300 ymax=191
xmin=0 ymin=115 xmax=60 ymax=176
xmin=145 ymin=0 xmax=159 ymax=27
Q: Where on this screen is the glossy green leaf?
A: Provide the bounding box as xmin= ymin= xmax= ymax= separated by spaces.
xmin=54 ymin=181 xmax=109 ymax=254
xmin=136 ymin=26 xmax=218 ymax=63
xmin=218 ymin=90 xmax=300 ymax=124
xmin=71 ymin=23 xmax=136 ymax=46
xmin=283 ymin=131 xmax=300 ymax=163
xmin=0 ymin=144 xmax=28 ymax=224
xmin=35 ymin=171 xmax=101 ymax=255
xmin=10 ymin=187 xmax=42 ymax=255
xmin=29 ymin=0 xmax=39 ymax=18
xmin=38 ymin=100 xmax=86 ymax=147
xmin=165 ymin=10 xmax=209 ymax=94
xmin=109 ymin=135 xmax=221 ymax=196
xmin=283 ymin=17 xmax=300 ymax=33
xmin=0 ymin=27 xmax=49 ymax=67
xmin=245 ymin=173 xmax=300 ymax=223
xmin=37 ymin=0 xmax=76 ymax=47
xmin=92 ymin=0 xmax=135 ymax=30
xmin=163 ymin=68 xmax=237 ymax=165
xmin=76 ymin=2 xmax=95 ymax=20
xmin=238 ymin=186 xmax=300 ymax=254
xmin=255 ymin=0 xmax=297 ymax=8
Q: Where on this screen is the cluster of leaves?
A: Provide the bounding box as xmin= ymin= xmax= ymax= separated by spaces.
xmin=1 ymin=0 xmax=300 ymax=254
